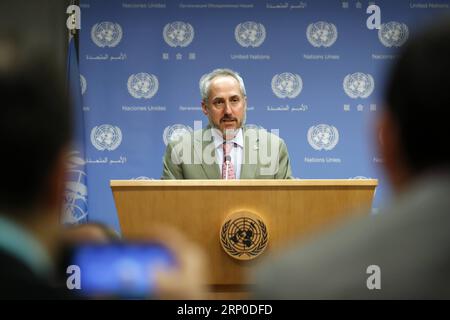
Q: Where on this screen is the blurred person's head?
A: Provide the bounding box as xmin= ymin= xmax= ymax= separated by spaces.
xmin=0 ymin=34 xmax=71 ymax=230
xmin=379 ymin=18 xmax=450 ymax=192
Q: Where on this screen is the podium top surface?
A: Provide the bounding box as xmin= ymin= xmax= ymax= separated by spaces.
xmin=110 ymin=179 xmax=378 ymax=188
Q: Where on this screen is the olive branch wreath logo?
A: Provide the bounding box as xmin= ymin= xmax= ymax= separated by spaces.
xmin=220 ymin=218 xmax=268 ymax=259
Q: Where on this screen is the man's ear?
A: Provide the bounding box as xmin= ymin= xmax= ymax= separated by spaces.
xmin=201 ymin=101 xmax=208 ymax=116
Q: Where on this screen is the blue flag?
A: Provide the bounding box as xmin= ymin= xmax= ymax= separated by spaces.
xmin=63 ymin=35 xmax=88 ymax=224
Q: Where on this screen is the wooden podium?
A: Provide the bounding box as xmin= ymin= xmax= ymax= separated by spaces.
xmin=111 ymin=179 xmax=377 ymax=299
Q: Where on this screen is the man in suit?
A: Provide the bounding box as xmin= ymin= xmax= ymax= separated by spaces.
xmin=252 ymin=19 xmax=450 ymax=299
xmin=162 ymin=68 xmax=293 ymax=179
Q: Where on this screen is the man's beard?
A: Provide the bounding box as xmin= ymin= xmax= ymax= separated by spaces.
xmin=208 ymin=111 xmax=247 ymax=134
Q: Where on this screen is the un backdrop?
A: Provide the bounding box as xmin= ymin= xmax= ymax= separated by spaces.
xmin=76 ymin=0 xmax=450 ymax=232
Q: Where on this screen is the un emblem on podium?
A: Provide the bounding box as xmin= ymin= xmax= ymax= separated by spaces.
xmin=220 ymin=211 xmax=269 ymax=261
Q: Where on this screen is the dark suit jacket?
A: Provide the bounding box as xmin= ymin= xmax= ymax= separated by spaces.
xmin=253 ymin=173 xmax=450 ymax=299
xmin=0 ymin=249 xmax=74 ymax=299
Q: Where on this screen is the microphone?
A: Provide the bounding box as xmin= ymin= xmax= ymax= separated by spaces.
xmin=223 ymin=142 xmax=235 ymax=180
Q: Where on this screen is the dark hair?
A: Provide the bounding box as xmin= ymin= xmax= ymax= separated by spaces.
xmin=0 ymin=36 xmax=72 ymax=213
xmin=385 ymin=17 xmax=450 ymax=173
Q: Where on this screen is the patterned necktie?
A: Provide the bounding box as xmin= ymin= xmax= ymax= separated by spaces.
xmin=222 ymin=142 xmax=236 ymax=180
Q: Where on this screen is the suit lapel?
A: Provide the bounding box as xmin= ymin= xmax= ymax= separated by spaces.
xmin=240 ymin=126 xmax=259 ymax=179
xmin=194 ymin=128 xmax=221 ymax=179
xmin=194 ymin=126 xmax=262 ymax=179
xmin=240 ymin=162 xmax=257 ymax=179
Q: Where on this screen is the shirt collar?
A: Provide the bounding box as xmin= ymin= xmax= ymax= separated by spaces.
xmin=211 ymin=128 xmax=244 ymax=149
xmin=0 ymin=215 xmax=53 ymax=278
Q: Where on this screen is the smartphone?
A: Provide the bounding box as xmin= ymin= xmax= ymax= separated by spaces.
xmin=68 ymin=242 xmax=176 ymax=298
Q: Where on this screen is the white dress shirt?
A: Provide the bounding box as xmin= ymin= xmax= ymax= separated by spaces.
xmin=211 ymin=128 xmax=243 ymax=179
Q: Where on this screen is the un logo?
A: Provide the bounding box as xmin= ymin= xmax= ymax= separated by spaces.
xmin=306 ymin=21 xmax=338 ymax=47
xmin=163 ymin=124 xmax=193 ymax=146
xmin=378 ymin=22 xmax=409 ymax=48
xmin=220 ymin=211 xmax=269 ymax=261
xmin=127 ymin=73 xmax=159 ymax=99
xmin=163 ymin=21 xmax=194 ymax=47
xmin=343 ymin=72 xmax=374 ymax=99
xmin=90 ymin=124 xmax=122 ymax=151
xmin=235 ymin=21 xmax=266 ymax=48
xmin=271 ymin=72 xmax=303 ymax=99
xmin=91 ymin=22 xmax=123 ymax=48
xmin=63 ymin=151 xmax=88 ymax=224
xmin=80 ymin=75 xmax=87 ymax=95
xmin=307 ymin=124 xmax=339 ymax=151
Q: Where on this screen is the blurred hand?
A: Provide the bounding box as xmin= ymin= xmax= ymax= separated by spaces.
xmin=152 ymin=227 xmax=208 ymax=300
xmin=62 ymin=223 xmax=118 ymax=244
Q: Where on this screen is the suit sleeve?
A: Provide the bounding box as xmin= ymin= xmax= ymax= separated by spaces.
xmin=275 ymin=139 xmax=293 ymax=179
xmin=161 ymin=141 xmax=184 ymax=179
